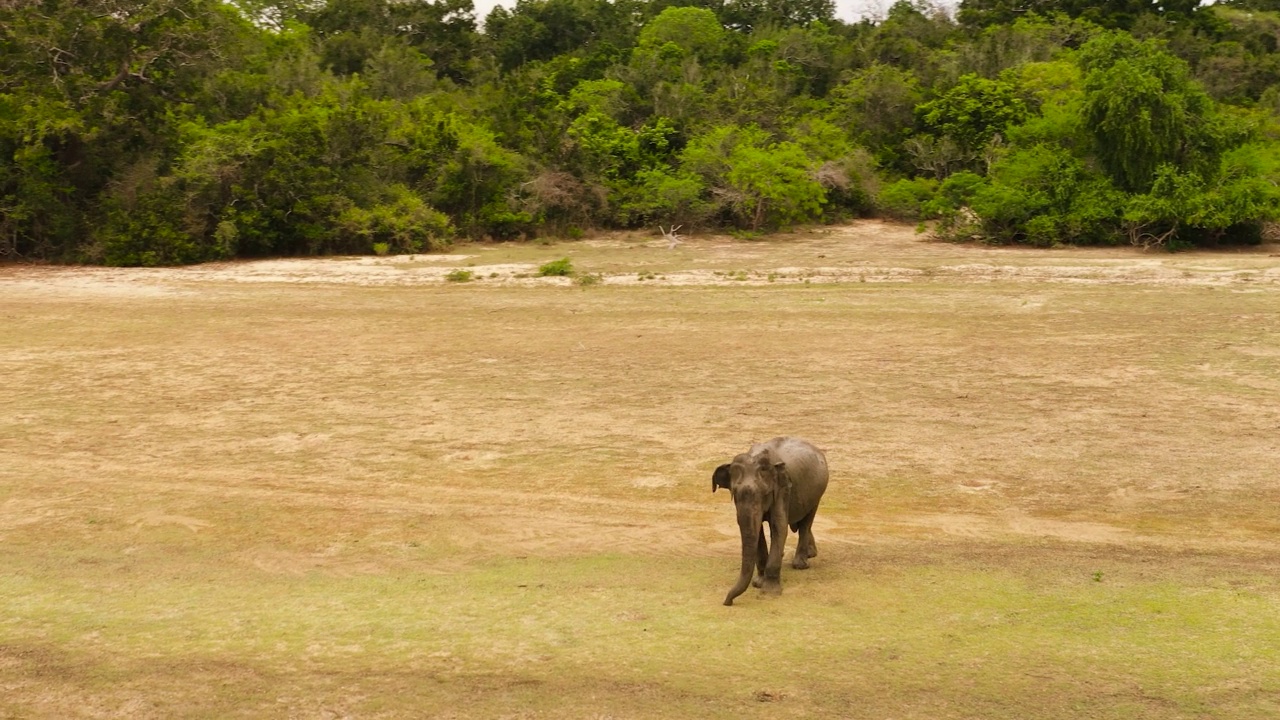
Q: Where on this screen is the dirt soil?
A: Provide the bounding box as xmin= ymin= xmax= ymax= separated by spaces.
xmin=9 ymin=221 xmax=1280 ymax=293
xmin=2 ymin=220 xmax=1280 ymax=719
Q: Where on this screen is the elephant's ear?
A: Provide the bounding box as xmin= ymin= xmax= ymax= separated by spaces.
xmin=756 ymin=451 xmax=781 ymax=484
xmin=762 ymin=454 xmax=790 ymax=494
xmin=712 ymin=464 xmax=732 ymax=493
xmin=774 ymin=461 xmax=792 ymax=492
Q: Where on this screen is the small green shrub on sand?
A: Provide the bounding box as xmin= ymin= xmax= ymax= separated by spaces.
xmin=539 ymin=258 xmax=574 ymax=276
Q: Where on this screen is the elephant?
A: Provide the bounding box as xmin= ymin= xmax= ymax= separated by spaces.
xmin=711 ymin=436 xmax=829 ymax=606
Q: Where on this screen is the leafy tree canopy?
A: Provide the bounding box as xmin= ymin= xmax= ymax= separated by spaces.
xmin=4 ymin=0 xmax=1280 ymax=262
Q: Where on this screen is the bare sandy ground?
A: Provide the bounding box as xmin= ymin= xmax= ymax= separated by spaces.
xmin=4 ymin=220 xmax=1280 ymax=560
xmin=6 ymin=221 xmax=1279 ymax=295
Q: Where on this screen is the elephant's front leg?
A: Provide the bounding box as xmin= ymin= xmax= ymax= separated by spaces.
xmin=759 ymin=516 xmax=787 ymax=595
xmin=751 ymin=529 xmax=768 ymax=588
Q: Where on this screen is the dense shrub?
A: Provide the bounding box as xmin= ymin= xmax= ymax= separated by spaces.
xmin=538 ymin=257 xmax=574 ymax=276
xmin=681 ymin=125 xmax=828 ymax=230
xmin=877 ymin=178 xmax=938 ymax=220
xmin=964 ymin=145 xmax=1125 ymax=246
xmin=95 ymin=182 xmax=232 ymax=267
xmin=620 ymin=168 xmax=713 ymax=227
xmin=335 ymin=185 xmax=453 ymax=254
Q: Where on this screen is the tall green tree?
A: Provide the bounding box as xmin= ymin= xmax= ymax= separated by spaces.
xmin=0 ymin=0 xmax=238 ymax=259
xmin=681 ymin=124 xmax=826 ymax=229
xmin=483 ymin=0 xmax=640 ymax=72
xmin=301 ymin=0 xmax=477 ymax=82
xmin=917 ymin=74 xmax=1028 ymax=153
xmin=1080 ymin=32 xmax=1238 ymax=192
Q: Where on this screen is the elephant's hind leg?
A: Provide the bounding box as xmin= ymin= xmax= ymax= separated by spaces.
xmin=792 ymin=508 xmax=818 ymax=570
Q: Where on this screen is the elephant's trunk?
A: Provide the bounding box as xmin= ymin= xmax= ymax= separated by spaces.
xmin=724 ymin=503 xmax=761 ymax=606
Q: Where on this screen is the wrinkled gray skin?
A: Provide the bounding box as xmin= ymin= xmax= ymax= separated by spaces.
xmin=712 ymin=437 xmax=829 ymax=606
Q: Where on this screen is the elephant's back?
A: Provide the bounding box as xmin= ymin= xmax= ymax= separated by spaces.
xmin=751 ymin=436 xmax=828 ymax=475
xmin=752 ymin=436 xmax=829 ymax=515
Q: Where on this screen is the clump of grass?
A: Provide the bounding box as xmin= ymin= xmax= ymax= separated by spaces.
xmin=445 ymin=269 xmax=474 ymax=283
xmin=372 ymin=242 xmax=391 ymax=257
xmin=539 ymin=258 xmax=574 ymax=277
xmin=576 ymin=273 xmax=602 ymax=287
xmin=637 ymin=271 xmax=657 ymax=281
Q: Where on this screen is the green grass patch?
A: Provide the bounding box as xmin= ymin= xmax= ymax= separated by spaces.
xmin=2 ymin=554 xmax=1278 ymax=717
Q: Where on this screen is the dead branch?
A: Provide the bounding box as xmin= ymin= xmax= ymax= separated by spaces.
xmin=659 ymin=224 xmax=683 ymax=249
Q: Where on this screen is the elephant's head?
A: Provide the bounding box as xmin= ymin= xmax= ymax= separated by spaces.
xmin=713 ymin=449 xmax=791 ymax=605
xmin=712 ymin=451 xmax=790 ymax=511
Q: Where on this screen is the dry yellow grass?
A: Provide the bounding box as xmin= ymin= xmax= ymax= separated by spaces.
xmin=2 ymin=221 xmax=1280 ymax=718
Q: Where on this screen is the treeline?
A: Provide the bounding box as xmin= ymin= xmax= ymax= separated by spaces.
xmin=5 ymin=0 xmax=1280 ymax=264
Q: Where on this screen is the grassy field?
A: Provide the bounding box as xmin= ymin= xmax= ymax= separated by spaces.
xmin=3 ymin=221 xmax=1280 ymax=718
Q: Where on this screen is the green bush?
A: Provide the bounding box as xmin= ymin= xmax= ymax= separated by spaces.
xmin=965 ymin=144 xmax=1125 ymax=246
xmin=411 ymin=112 xmax=532 ymax=239
xmin=620 ymin=168 xmax=712 ymax=227
xmin=538 ymin=257 xmax=574 ymax=276
xmin=877 ymin=178 xmax=939 ymax=220
xmin=724 ymin=142 xmax=826 ymax=230
xmin=445 ymin=268 xmax=475 ymax=282
xmin=94 ymin=183 xmax=231 ymax=267
xmin=680 ymin=125 xmax=828 ymax=231
xmin=916 ymin=74 xmax=1027 ymax=154
xmin=481 ymin=209 xmax=538 ymax=240
xmin=1079 ymin=32 xmax=1231 ymax=194
xmin=1123 ymin=155 xmax=1280 ymax=249
xmin=924 ymin=172 xmax=986 ymax=215
xmin=336 ymin=185 xmax=453 ymax=255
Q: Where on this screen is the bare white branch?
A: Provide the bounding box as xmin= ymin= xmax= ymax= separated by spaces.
xmin=660 ymin=224 xmax=683 ymax=250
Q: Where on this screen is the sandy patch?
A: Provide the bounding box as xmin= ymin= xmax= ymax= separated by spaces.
xmin=129 ymin=511 xmax=212 ymax=533
xmin=5 ymin=220 xmax=1277 ymax=297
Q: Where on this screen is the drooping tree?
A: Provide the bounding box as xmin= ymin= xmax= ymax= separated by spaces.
xmin=1079 ymin=32 xmax=1236 ymax=192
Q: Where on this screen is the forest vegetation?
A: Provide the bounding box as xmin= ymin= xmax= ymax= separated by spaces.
xmin=6 ymin=0 xmax=1280 ymax=265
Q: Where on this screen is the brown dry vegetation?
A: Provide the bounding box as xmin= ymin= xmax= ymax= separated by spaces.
xmin=2 ymin=221 xmax=1280 ymax=718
